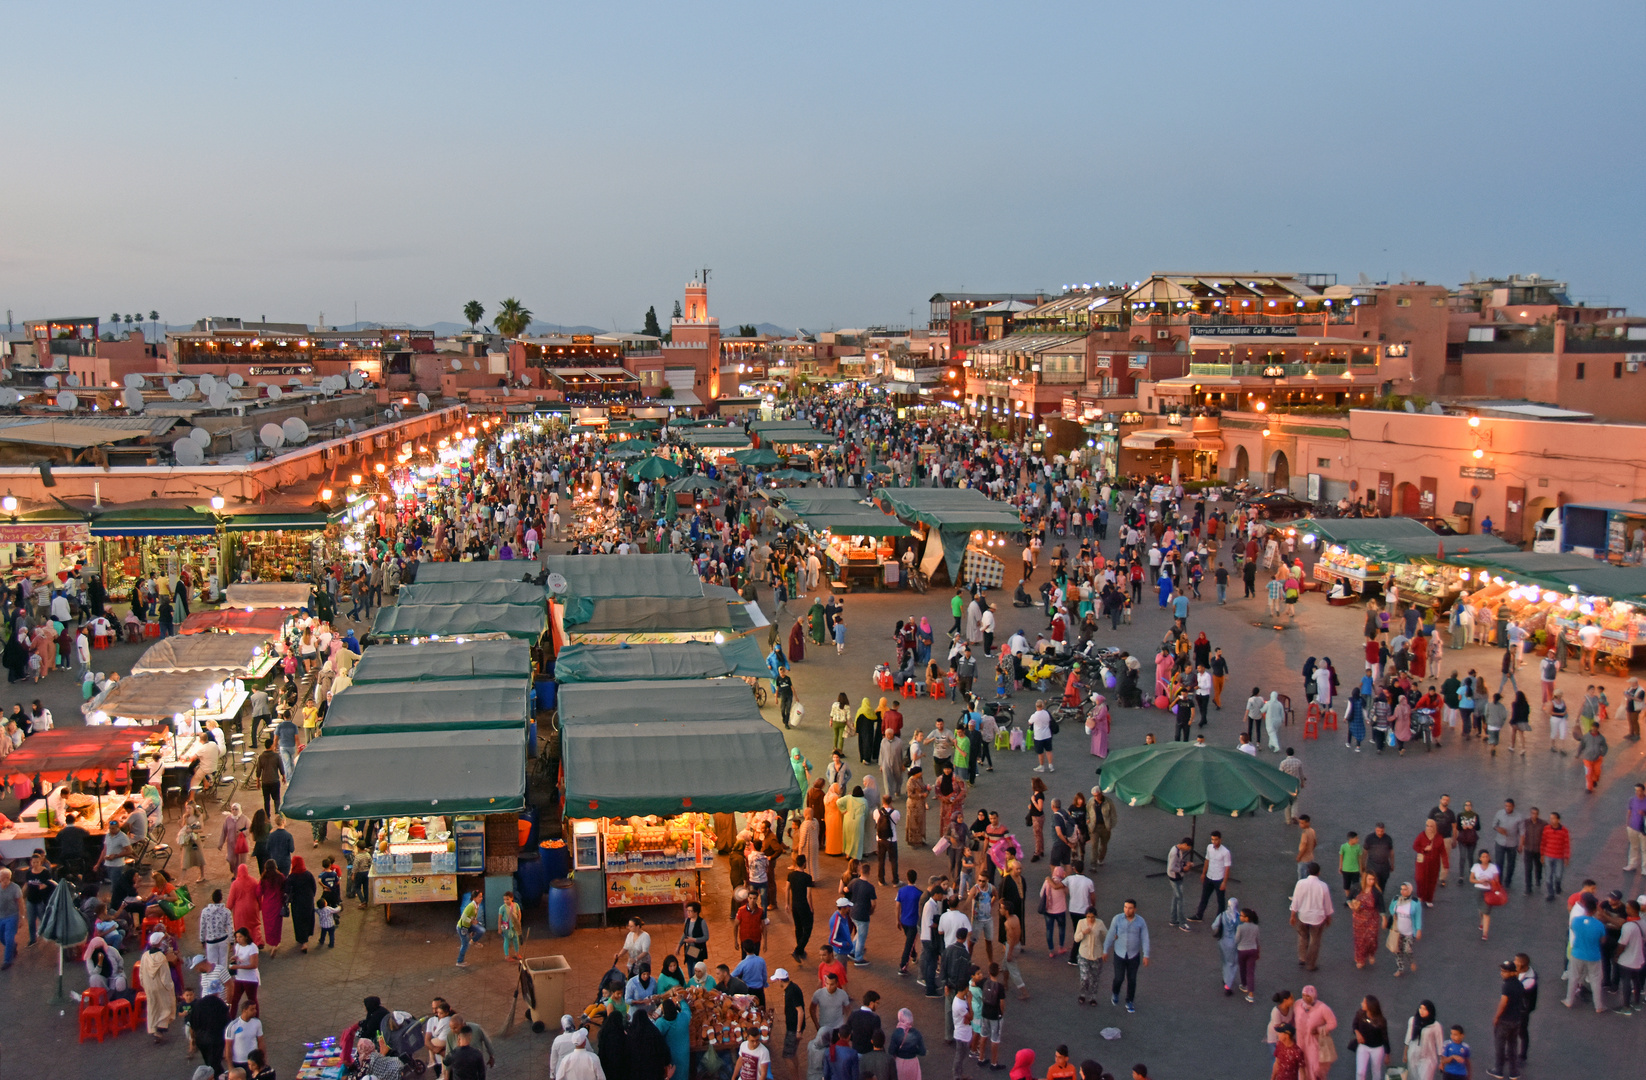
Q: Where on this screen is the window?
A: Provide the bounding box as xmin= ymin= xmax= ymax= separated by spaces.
xmin=1615 ymin=362 xmax=1624 ymax=379
xmin=1316 ymin=458 xmax=1330 ymax=469
xmin=1397 ymin=297 xmax=1412 ymax=307
xmin=1433 ymin=297 xmax=1446 ymax=306
xmin=1575 ymin=362 xmax=1586 ymax=380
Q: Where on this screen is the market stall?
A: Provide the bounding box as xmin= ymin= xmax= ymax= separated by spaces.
xmin=90 ymin=507 xmax=222 ymax=604
xmin=318 ymin=678 xmax=531 ymax=736
xmin=131 ymin=633 xmax=280 ymax=680
xmin=223 ymin=582 xmax=315 ymax=609
xmin=178 ymin=606 xmax=292 ymax=636
xmin=0 ymin=514 xmax=93 ymax=598
xmin=371 ymin=602 xmax=549 ymax=642
xmin=1438 ymin=551 xmax=1646 ymax=671
xmin=223 ymin=511 xmax=333 ymax=583
xmin=396 ymin=580 xmax=546 ymax=607
xmin=412 ymin=560 xmax=544 ymax=585
xmin=348 ymin=639 xmax=534 ymax=684
xmin=551 ymin=639 xmax=768 ymax=683
xmin=0 ymin=726 xmax=166 ymax=857
xmin=557 ymin=679 xmax=802 ymax=921
xmin=870 ymin=486 xmax=1023 ymax=588
xmin=281 ymin=728 xmax=528 ymax=919
xmin=541 ymin=553 xmax=707 ymax=600
xmin=1286 ymin=518 xmax=1517 ymax=602
xmin=85 ymin=669 xmax=249 ymax=729
xmin=1385 ymin=562 xmax=1472 ymax=612
xmin=557 ymin=596 xmax=748 ymax=645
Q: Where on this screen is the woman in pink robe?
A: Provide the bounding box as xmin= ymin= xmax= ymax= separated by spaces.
xmin=1292 ymin=985 xmax=1338 ymax=1079
xmin=226 ymin=864 xmax=263 ymax=947
xmin=1085 ymin=694 xmax=1111 ymax=760
xmin=257 ymin=860 xmax=287 ymax=954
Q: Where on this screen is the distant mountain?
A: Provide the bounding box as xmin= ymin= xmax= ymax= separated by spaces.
xmin=328 ymin=320 xmax=610 ymax=336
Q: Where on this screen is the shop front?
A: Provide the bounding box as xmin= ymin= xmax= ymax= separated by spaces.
xmin=91 ymin=507 xmax=221 ymax=604
xmin=223 ymin=511 xmax=334 ymax=582
xmin=0 ymin=515 xmax=93 ymax=597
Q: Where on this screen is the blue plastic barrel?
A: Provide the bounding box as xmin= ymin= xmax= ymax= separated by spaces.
xmin=515 ymin=858 xmax=547 ymax=906
xmin=548 ymin=878 xmax=577 ymax=937
xmin=535 ymin=680 xmax=557 ymax=712
xmin=527 ymin=720 xmax=538 ymax=758
xmin=539 ymin=839 xmax=571 ymax=882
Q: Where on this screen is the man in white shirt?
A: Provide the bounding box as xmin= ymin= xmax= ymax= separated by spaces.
xmin=1288 ymin=862 xmax=1334 ymax=972
xmin=1191 ymin=832 xmax=1232 ymax=921
xmin=937 ymin=898 xmax=972 ymax=950
xmin=1062 ymin=868 xmax=1094 ymax=966
xmin=1194 ymin=666 xmax=1213 ymax=726
xmin=549 ymin=1016 xmax=582 ymax=1080
xmin=1029 ymin=701 xmax=1055 ymax=773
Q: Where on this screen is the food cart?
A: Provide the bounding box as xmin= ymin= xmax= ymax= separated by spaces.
xmin=1384 ymin=562 xmax=1470 ymax=612
xmin=1310 ymin=547 xmax=1386 ymax=599
xmin=556 ymin=678 xmax=802 ymax=924
xmin=0 ymin=727 xmax=148 ymax=858
xmin=130 ymin=633 xmax=281 ymax=683
xmin=871 ymin=486 xmax=1024 ymax=588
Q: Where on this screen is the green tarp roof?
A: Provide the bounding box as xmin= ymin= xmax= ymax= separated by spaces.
xmin=562 ymin=596 xmax=735 ymax=632
xmin=319 ymin=678 xmax=531 ymax=735
xmin=1287 ymin=518 xmax=1519 ymax=562
xmin=558 ymin=678 xmax=800 ymax=817
xmin=542 ymin=554 xmax=704 ymax=600
xmin=791 ymin=511 xmax=911 ymax=538
xmin=282 ymin=728 xmax=527 ymax=821
xmin=224 ymin=511 xmax=331 ymax=532
xmin=411 ymin=561 xmax=540 ymax=584
xmin=871 ymin=487 xmax=1025 ymax=532
xmin=397 ymin=580 xmax=546 ymax=606
xmin=552 ymin=639 xmax=768 ymax=682
xmin=90 ymin=506 xmax=217 ymax=536
xmin=372 ymin=603 xmax=547 ymax=640
xmin=676 ymin=429 xmax=751 ymax=448
xmin=769 ymin=489 xmax=879 ymax=515
xmin=350 ymin=639 xmax=534 ymax=683
xmin=1436 ymin=549 xmax=1646 ymax=600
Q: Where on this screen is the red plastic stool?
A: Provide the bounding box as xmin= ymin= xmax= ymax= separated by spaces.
xmin=1302 ymin=715 xmax=1320 ymax=740
xmin=900 ymin=679 xmax=918 ymax=699
xmin=1305 ymin=702 xmax=1322 ymax=726
xmin=928 ymin=679 xmax=946 ymax=700
xmin=78 ymin=1005 xmax=110 ymax=1043
xmin=143 ymin=622 xmax=162 ymax=638
xmin=107 ymin=997 xmax=135 ymax=1035
xmin=93 ymin=633 xmax=112 ymax=649
xmin=1321 ymin=708 xmax=1339 ymax=732
xmin=133 ymin=991 xmax=148 ymax=1028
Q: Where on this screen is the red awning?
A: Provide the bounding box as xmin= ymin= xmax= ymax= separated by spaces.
xmin=3 ymin=727 xmax=140 ymax=787
xmin=178 ymin=608 xmax=289 ymax=635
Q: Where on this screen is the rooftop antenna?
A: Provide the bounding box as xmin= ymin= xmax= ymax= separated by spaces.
xmin=701 ymin=267 xmax=711 ymax=286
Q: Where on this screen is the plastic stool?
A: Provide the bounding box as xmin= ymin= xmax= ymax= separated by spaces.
xmin=108 ymin=997 xmax=135 ymax=1034
xmin=1305 ymin=702 xmax=1322 ymax=725
xmin=927 ymin=679 xmax=946 ymax=700
xmin=1321 ymin=708 xmax=1339 ymax=732
xmin=1303 ymin=716 xmax=1320 ymax=740
xmin=900 ymin=679 xmax=918 ymax=699
xmin=78 ymin=1005 xmax=110 ymax=1043
xmin=93 ymin=633 xmax=112 ymax=649
xmin=143 ymin=622 xmax=162 ymax=639
xmin=132 ymin=991 xmax=148 ymax=1028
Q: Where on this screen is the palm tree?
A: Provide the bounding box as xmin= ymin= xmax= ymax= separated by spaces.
xmin=493 ymin=298 xmax=533 ymax=338
xmin=463 ymin=300 xmax=485 ymax=331
xmin=148 ymin=310 xmax=159 ymax=338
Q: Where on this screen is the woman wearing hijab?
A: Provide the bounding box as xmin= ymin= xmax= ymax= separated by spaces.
xmin=1213 ymin=895 xmax=1242 ymax=996
xmin=1085 ymin=694 xmax=1110 ymax=760
xmin=84 ymin=934 xmax=127 ymax=995
xmin=138 ymin=931 xmax=177 ymax=1041
xmin=859 ymin=774 xmax=881 ymax=857
xmin=824 ymin=784 xmax=845 ymax=857
xmin=655 ymin=997 xmax=692 ymax=1080
xmin=831 ymin=695 xmax=852 ymax=754
xmin=867 ymin=700 xmax=888 ymax=766
xmin=935 ymin=767 xmax=967 ymax=837
xmin=1401 ymin=1000 xmax=1444 ymax=1080
xmin=810 ymin=597 xmax=828 ymax=645
xmin=596 ymin=996 xmax=629 ymax=1080
xmin=904 ymin=767 xmax=928 ymax=848
xmin=286 ymin=855 xmax=318 ymax=953
xmin=227 ymin=864 xmax=263 ymax=947
xmin=806 ymin=777 xmax=827 ymax=824
xmin=838 ymin=786 xmax=867 ymax=863
xmin=626 ymin=1005 xmax=672 ymax=1080
xmin=1410 ymin=819 xmax=1448 ymax=906
xmin=1264 ymin=692 xmax=1286 ymax=753
xmin=886 ymin=1008 xmax=926 ymax=1080
xmin=1301 ymin=657 xmax=1318 ymax=705
xmin=1291 ymin=985 xmax=1338 ymax=1079
xmin=790 ymin=617 xmax=807 ymax=663
xmin=2 ymin=624 xmax=26 ymax=683
xmin=1315 ymin=658 xmax=1338 ymax=717
xmin=916 ymin=617 xmax=933 ymax=666
xmin=219 ymin=803 xmax=250 ymax=873
xmin=854 ymin=699 xmax=878 ymax=766
xmin=257 ymin=859 xmax=287 ymax=955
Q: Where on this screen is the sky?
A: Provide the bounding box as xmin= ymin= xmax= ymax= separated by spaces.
xmin=2 ymin=1 xmax=1642 ymax=333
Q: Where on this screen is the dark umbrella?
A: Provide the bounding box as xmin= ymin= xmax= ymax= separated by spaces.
xmin=39 ymin=874 xmax=88 ymax=1004
xmin=665 ymin=474 xmax=726 ymax=493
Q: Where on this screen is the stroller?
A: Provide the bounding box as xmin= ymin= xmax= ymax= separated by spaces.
xmin=378 ymin=1012 xmax=430 ymax=1075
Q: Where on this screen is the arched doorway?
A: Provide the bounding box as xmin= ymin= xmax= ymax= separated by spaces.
xmin=1232 ymin=446 xmax=1250 ymax=482
xmin=1525 ymin=496 xmax=1555 ymax=543
xmin=1395 ymin=482 xmax=1421 ymax=517
xmin=1269 ymin=450 xmax=1290 ymax=491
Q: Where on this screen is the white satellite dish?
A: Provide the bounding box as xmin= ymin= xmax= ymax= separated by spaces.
xmin=281 ymin=417 xmax=309 ymax=443
xmin=208 ymin=385 xmax=231 ymax=409
xmin=287 ymin=377 xmax=302 ymax=386
xmin=416 ymin=392 xmax=430 ymax=411
xmin=259 ymin=424 xmax=285 ymax=449
xmin=198 ymin=372 xmax=217 ymax=391
xmin=44 ymin=375 xmax=60 ymax=389
xmin=125 ymin=390 xmax=145 ymax=413
xmin=227 ymin=373 xmax=244 ymax=388
xmin=451 ymin=358 xmax=463 ymax=372
xmin=167 ymin=383 xmax=187 ymax=401
xmin=545 ymin=572 xmax=569 ymax=596
xmin=177 ymin=378 xmax=196 ymax=398
xmin=267 ymin=385 xmax=284 ymax=403
xmin=56 ymin=391 xmax=79 ymax=410
xmin=65 ymin=373 xmax=80 ymax=388
xmin=123 ymin=374 xmax=146 ymax=390
xmin=189 ymin=427 xmax=212 ymax=448
xmin=347 ymin=371 xmax=365 ymax=389
xmin=472 ymin=359 xmax=482 ymax=371
xmin=0 ymin=369 xmax=11 ymax=381
xmin=174 ymin=439 xmax=205 ymax=467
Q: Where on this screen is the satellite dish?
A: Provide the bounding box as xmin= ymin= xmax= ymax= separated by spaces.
xmin=282 ymin=417 xmax=310 ymax=443
xmin=1423 ymin=402 xmax=1444 ymax=415
xmin=123 ymin=374 xmax=146 ymax=390
xmin=546 ymin=572 xmax=568 ymax=596
xmin=1402 ymin=400 xmax=1417 ymax=413
xmin=416 ymin=392 xmax=430 ymax=411
xmin=287 ymin=377 xmax=302 ymax=386
xmin=259 ymin=424 xmax=285 ymax=449
xmin=198 ymin=372 xmax=217 ymax=391
xmin=267 ymin=385 xmax=284 ymax=403
xmin=227 ymin=373 xmax=244 ymax=388
xmin=208 ymin=385 xmax=231 ymax=409
xmin=56 ymin=391 xmax=79 ymax=410
xmin=189 ymin=427 xmax=212 ymax=448
xmin=65 ymin=373 xmax=80 ymax=388
xmin=124 ymin=391 xmax=145 ymax=413
xmin=451 ymin=358 xmax=463 ymax=372
xmin=473 ymin=359 xmax=482 ymax=371
xmin=0 ymin=368 xmax=11 ymax=380
xmin=177 ymin=378 xmax=196 ymax=398
xmin=174 ymin=440 xmax=205 ymax=467
xmin=347 ymin=371 xmax=365 ymax=389
xmin=167 ymin=383 xmax=187 ymax=401
xmin=44 ymin=375 xmax=60 ymax=389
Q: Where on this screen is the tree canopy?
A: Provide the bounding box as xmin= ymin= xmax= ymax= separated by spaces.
xmin=463 ymin=300 xmax=485 ymax=330
xmin=642 ymin=306 xmax=662 ymax=337
xmin=493 ymin=298 xmax=533 ymax=337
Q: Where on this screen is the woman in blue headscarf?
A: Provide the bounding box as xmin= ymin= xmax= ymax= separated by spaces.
xmin=1214 ymin=895 xmax=1242 ymax=996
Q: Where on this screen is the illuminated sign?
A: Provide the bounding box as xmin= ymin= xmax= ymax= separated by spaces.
xmin=1261 ymin=365 xmax=1287 ymax=378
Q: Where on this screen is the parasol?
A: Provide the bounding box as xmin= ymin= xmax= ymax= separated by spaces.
xmin=39 ymin=876 xmax=88 ymax=1003
xmin=665 ymin=474 xmax=727 ymax=493
xmin=1099 ymin=741 xmax=1298 ymax=817
xmin=730 ymin=447 xmax=782 ymax=468
xmin=626 ymin=456 xmax=683 ymax=481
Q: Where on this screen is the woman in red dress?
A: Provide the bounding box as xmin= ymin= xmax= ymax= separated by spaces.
xmin=1348 ymin=872 xmax=1383 ymax=968
xmin=1411 ymin=819 xmax=1449 ymax=906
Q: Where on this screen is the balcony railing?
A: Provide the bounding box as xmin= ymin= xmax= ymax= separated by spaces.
xmin=1189 ymin=362 xmax=1378 ymax=378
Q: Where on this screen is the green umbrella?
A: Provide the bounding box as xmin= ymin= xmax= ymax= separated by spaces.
xmin=666 ymin=474 xmax=727 ymax=492
xmin=1098 ymin=742 xmax=1298 ymax=817
xmin=731 ymin=447 xmax=782 ymax=467
xmin=39 ymin=876 xmax=88 ymax=1003
xmin=626 ymin=455 xmax=683 ymax=480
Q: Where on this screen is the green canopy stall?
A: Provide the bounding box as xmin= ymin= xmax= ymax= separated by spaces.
xmin=397 ymin=580 xmax=547 ymax=607
xmin=350 ymin=639 xmax=533 ymax=683
xmin=541 ymin=554 xmax=705 ymax=600
xmin=412 ymin=561 xmax=541 ymax=585
xmin=552 ymin=639 xmax=768 ymax=682
xmin=871 ymin=486 xmax=1024 ymax=588
xmin=318 ymin=678 xmax=532 ymax=736
xmin=282 ymin=728 xmax=527 ymax=820
xmin=1286 ymin=517 xmax=1516 ymax=599
xmin=372 ymin=603 xmax=547 ymax=641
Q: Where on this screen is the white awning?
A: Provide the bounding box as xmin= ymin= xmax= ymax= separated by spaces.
xmin=669 ymin=390 xmax=703 ymax=406
xmin=1121 ymin=430 xmax=1183 ymax=449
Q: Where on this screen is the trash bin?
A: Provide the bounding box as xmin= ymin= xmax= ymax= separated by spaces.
xmin=521 ymin=953 xmax=572 ymax=1031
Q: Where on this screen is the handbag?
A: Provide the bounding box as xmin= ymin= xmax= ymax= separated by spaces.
xmin=234 ymin=830 xmax=249 ymax=855
xmin=1386 ymin=927 xmax=1401 ymax=953
xmin=932 ymin=836 xmax=951 ymax=856
xmin=1316 ymin=1030 xmax=1338 ymax=1065
xmin=1484 ymin=884 xmax=1509 ymax=907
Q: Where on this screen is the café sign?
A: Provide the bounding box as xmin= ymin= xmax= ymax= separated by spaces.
xmin=1459 ymin=466 xmax=1496 ymax=480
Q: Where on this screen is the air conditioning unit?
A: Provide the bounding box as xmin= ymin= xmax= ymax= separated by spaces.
xmin=1156 ymin=330 xmax=1171 ymax=340
xmin=1626 ymin=353 xmax=1644 ymax=372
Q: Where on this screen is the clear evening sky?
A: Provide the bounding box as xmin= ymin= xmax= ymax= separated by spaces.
xmin=2 ymin=1 xmax=1641 ymax=333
